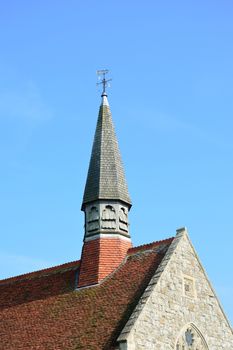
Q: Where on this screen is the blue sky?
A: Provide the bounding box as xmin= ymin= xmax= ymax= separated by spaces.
xmin=0 ymin=1 xmax=232 ymax=323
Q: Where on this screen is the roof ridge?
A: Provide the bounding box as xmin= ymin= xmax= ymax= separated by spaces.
xmin=0 ymin=235 xmax=172 ymax=348
xmin=0 ymin=260 xmax=80 ymax=285
xmin=0 ymin=238 xmax=174 ymax=285
xmin=127 ymin=237 xmax=174 ymax=255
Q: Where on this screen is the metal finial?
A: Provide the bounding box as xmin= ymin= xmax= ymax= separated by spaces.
xmin=96 ymin=69 xmax=112 ymax=96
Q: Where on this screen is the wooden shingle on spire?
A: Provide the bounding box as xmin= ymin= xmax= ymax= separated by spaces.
xmin=82 ymin=93 xmax=131 ymax=210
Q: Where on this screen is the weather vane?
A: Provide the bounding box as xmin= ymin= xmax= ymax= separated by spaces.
xmin=96 ymin=69 xmax=112 ymax=95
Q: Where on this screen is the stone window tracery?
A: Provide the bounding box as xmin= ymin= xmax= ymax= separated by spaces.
xmin=101 ymin=205 xmax=116 ymax=229
xmin=119 ymin=207 xmax=128 ymax=232
xmin=175 ymin=324 xmax=208 ymax=350
xmin=87 ymin=206 xmax=99 ymax=232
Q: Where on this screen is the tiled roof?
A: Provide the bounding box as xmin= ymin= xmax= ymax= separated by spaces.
xmin=0 ymin=237 xmax=173 ymax=350
xmin=0 ymin=260 xmax=80 ymax=286
xmin=82 ymin=95 xmax=131 ymax=209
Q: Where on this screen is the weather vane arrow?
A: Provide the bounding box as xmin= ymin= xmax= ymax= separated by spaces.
xmin=96 ymin=69 xmax=112 ymax=96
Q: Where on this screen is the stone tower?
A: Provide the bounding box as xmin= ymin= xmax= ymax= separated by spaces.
xmin=78 ymin=91 xmax=132 ymax=288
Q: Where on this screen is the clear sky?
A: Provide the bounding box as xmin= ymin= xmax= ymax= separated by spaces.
xmin=0 ymin=1 xmax=232 ymax=323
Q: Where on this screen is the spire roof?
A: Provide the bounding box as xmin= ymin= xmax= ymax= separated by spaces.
xmin=82 ymin=94 xmax=131 ymax=209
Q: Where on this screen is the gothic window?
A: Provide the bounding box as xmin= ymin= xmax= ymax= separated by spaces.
xmin=101 ymin=205 xmax=116 ymax=229
xmin=175 ymin=324 xmax=208 ymax=350
xmin=119 ymin=207 xmax=128 ymax=232
xmin=87 ymin=206 xmax=99 ymax=232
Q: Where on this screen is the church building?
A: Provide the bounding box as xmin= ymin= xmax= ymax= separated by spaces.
xmin=0 ymin=75 xmax=232 ymax=349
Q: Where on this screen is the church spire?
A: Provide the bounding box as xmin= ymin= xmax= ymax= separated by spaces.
xmin=81 ymin=91 xmax=131 ymax=211
xmin=78 ymin=72 xmax=132 ymax=288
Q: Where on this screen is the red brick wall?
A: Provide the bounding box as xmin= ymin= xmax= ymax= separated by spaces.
xmin=78 ymin=237 xmax=132 ymax=287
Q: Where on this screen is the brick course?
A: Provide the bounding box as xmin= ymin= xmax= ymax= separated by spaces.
xmin=78 ymin=237 xmax=132 ymax=287
xmin=0 ymin=238 xmax=173 ymax=350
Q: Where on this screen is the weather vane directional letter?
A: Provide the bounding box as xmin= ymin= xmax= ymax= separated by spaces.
xmin=96 ymin=69 xmax=112 ymax=95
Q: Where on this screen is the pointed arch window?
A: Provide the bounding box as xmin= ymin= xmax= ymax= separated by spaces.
xmin=101 ymin=205 xmax=116 ymax=229
xmin=119 ymin=207 xmax=128 ymax=232
xmin=175 ymin=324 xmax=209 ymax=350
xmin=87 ymin=206 xmax=99 ymax=232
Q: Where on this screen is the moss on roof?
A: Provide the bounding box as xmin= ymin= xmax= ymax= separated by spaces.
xmin=0 ymin=238 xmax=173 ymax=349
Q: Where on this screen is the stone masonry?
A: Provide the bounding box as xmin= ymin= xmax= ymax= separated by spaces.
xmin=118 ymin=229 xmax=233 ymax=349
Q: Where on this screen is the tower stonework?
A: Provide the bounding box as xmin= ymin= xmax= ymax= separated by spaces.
xmin=78 ymin=93 xmax=132 ymax=288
